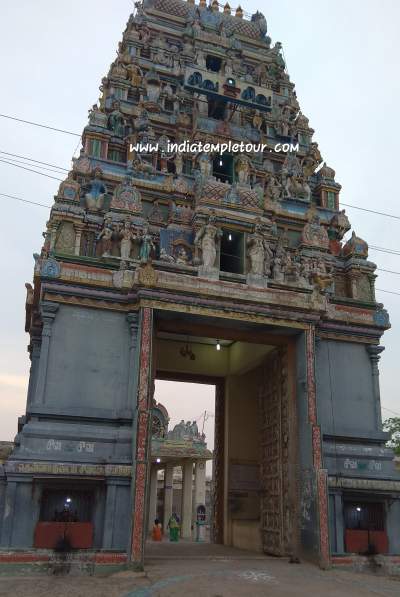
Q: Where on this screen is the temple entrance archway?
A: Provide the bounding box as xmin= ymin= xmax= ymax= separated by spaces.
xmin=138 ymin=309 xmax=317 ymax=561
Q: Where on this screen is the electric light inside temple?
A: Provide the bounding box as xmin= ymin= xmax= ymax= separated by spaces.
xmin=216 ymin=341 xmax=221 ymax=351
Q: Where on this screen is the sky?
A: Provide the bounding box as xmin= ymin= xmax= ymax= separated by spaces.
xmin=1 ymin=0 xmax=400 ymax=443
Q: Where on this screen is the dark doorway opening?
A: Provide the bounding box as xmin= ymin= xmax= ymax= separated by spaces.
xmin=208 ymin=98 xmax=227 ymax=120
xmin=213 ymin=153 xmax=233 ymax=183
xmin=219 ymin=229 xmax=244 ymax=274
xmin=206 ymin=55 xmax=222 ymax=73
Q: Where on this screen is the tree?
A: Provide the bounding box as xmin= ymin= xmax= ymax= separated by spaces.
xmin=383 ymin=417 xmax=400 ymax=455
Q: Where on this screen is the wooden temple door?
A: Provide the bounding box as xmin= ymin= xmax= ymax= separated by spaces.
xmin=259 ymin=347 xmax=294 ymax=557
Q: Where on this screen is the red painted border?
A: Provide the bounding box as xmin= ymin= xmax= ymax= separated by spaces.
xmin=130 ymin=307 xmax=153 ymax=564
xmin=306 ymin=327 xmax=330 ymax=567
xmin=0 ymin=552 xmax=128 ymax=564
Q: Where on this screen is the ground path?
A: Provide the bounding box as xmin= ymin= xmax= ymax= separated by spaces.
xmin=0 ymin=542 xmax=399 ymax=596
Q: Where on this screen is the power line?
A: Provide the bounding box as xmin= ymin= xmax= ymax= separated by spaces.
xmin=0 ymin=150 xmax=69 ymax=172
xmin=370 ymin=246 xmax=400 ymax=256
xmin=377 ymin=268 xmax=400 ymax=275
xmin=0 ymin=192 xmax=51 ymax=209
xmin=0 ymin=113 xmax=81 ymax=137
xmin=382 ymin=406 xmax=400 ymax=418
xmin=1 ymin=156 xmax=68 ymax=176
xmin=376 ymin=288 xmax=400 ymax=296
xmin=341 ymin=202 xmax=400 ymax=221
xmin=0 ymin=158 xmax=64 ymax=181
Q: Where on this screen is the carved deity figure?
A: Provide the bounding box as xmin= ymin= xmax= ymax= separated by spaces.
xmin=235 ymin=156 xmax=251 ymax=185
xmin=163 ymin=82 xmax=174 ymax=99
xmin=144 ymin=69 xmax=161 ymax=103
xmin=195 ymin=215 xmax=222 ymax=270
xmin=85 ymin=168 xmax=106 ymax=211
xmin=302 ymin=142 xmax=322 ymax=177
xmin=272 ymin=254 xmax=285 ymax=282
xmin=176 ymin=247 xmax=189 ymax=265
xmin=195 ymin=49 xmax=207 ymax=69
xmin=174 ymin=152 xmax=183 ymax=176
xmin=191 ymin=420 xmax=199 ymax=438
xmin=98 ymin=216 xmax=113 ymax=257
xmin=198 ymin=152 xmax=213 ymax=178
xmin=300 ymin=258 xmax=312 ymax=285
xmin=126 ymin=63 xmax=143 ymax=87
xmin=119 ymin=220 xmax=135 ymax=260
xmin=254 ymin=62 xmax=268 ymax=86
xmin=247 ymin=226 xmax=266 ymax=276
xmin=252 ymin=110 xmax=264 ymax=130
xmin=108 ymin=102 xmax=125 ymax=137
xmin=139 ymin=226 xmax=155 ymax=263
xmin=302 ymin=209 xmax=329 ymax=248
xmin=160 ymin=248 xmax=175 ymax=263
xmin=265 ymin=175 xmax=282 ymax=202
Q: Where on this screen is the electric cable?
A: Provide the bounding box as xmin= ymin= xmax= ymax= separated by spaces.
xmin=0 ymin=113 xmax=81 ymax=137
xmin=0 ymin=158 xmax=64 ymax=181
xmin=0 ymin=150 xmax=69 ymax=172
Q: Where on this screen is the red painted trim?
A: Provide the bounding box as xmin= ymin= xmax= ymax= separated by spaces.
xmin=94 ymin=552 xmax=127 ymax=563
xmin=0 ymin=551 xmax=128 ymax=565
xmin=306 ymin=327 xmax=330 ymax=567
xmin=0 ymin=553 xmax=50 ymax=563
xmin=130 ymin=307 xmax=153 ymax=564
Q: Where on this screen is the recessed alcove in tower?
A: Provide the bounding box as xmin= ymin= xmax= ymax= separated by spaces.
xmin=208 ymin=97 xmax=228 ymax=120
xmin=219 ymin=229 xmax=244 ymax=274
xmin=212 ymin=153 xmax=233 ymax=183
xmin=206 ymin=54 xmax=222 ymax=72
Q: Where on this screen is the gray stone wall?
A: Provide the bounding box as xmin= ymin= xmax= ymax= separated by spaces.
xmin=315 ymin=339 xmax=379 ymax=437
xmin=0 ymin=303 xmax=140 ymax=550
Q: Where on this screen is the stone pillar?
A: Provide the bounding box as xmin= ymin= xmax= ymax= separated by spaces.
xmin=33 ymin=302 xmax=59 ymax=405
xmin=102 ymin=483 xmax=117 ymax=549
xmin=0 ymin=481 xmax=17 ymax=547
xmin=74 ymin=224 xmax=85 ymax=256
xmin=334 ymin=493 xmax=345 ymax=554
xmin=148 ymin=466 xmax=158 ymax=532
xmin=49 ymin=222 xmax=59 ymax=254
xmin=181 ymin=461 xmax=193 ymax=539
xmin=193 ymin=460 xmax=206 ymax=519
xmin=163 ymin=463 xmax=174 ymax=528
xmin=367 ymin=345 xmax=385 ymax=430
xmin=126 ymin=313 xmax=139 ymax=413
xmin=26 ymin=336 xmax=41 ymax=409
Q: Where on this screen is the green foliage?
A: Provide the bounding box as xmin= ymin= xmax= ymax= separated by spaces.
xmin=383 ymin=417 xmax=400 ymax=455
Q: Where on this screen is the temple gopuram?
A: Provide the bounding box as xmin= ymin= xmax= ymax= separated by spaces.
xmin=1 ymin=0 xmax=399 ymax=573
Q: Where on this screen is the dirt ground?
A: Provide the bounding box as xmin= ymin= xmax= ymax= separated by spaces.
xmin=0 ymin=544 xmax=399 ymax=597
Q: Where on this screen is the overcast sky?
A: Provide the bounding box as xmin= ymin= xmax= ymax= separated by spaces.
xmin=1 ymin=0 xmax=399 ymax=443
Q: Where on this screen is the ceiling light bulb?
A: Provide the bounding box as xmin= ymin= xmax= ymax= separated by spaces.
xmin=156 ymin=458 xmax=161 ymax=464
xmin=228 ymin=233 xmax=232 ymax=241
xmin=216 ymin=341 xmax=221 ymax=351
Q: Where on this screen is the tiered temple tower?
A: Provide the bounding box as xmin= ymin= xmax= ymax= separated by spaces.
xmin=1 ymin=0 xmax=399 ymax=572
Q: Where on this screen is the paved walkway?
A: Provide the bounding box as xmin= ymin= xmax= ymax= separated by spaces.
xmin=0 ymin=543 xmax=399 ymax=597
